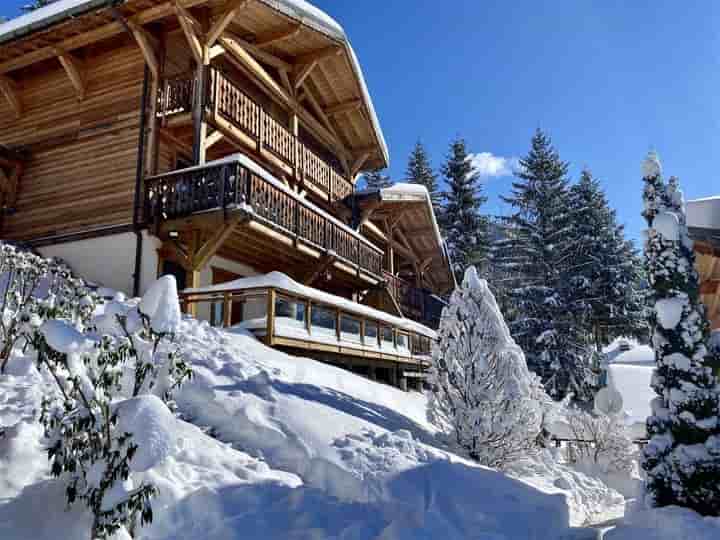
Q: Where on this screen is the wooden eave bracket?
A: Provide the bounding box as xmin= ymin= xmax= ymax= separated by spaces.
xmin=0 ymin=76 xmax=22 ymax=118
xmin=303 ymin=253 xmax=337 ymax=285
xmin=174 ymin=1 xmax=205 ymax=63
xmin=191 ymin=216 xmax=243 ymax=270
xmin=53 ymin=47 xmax=87 ymax=101
xmin=207 ymin=0 xmax=250 ymax=48
xmin=350 ymin=152 xmax=371 ymax=177
xmin=126 ymin=20 xmax=160 ymax=80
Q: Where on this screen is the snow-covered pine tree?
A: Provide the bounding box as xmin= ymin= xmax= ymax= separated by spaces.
xmin=362 ymin=168 xmax=393 ymax=190
xmin=567 ymin=169 xmax=647 ymax=351
xmin=428 ymin=266 xmax=552 ymax=469
xmin=439 ymin=138 xmax=488 ymax=280
xmin=640 ymin=151 xmax=720 ymax=516
xmin=405 ymin=140 xmax=442 ymax=215
xmin=491 ymin=129 xmax=594 ymax=401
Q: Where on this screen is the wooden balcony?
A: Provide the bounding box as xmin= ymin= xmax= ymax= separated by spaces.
xmin=144 ymin=158 xmax=384 ymax=281
xmin=157 ymin=67 xmax=354 ymax=204
xmin=384 ymin=271 xmax=447 ymax=329
xmin=178 ymin=283 xmax=434 ymax=368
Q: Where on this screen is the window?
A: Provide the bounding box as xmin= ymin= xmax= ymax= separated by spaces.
xmin=364 ymin=321 xmax=379 ymax=346
xmin=381 ymin=326 xmax=394 ymax=349
xmin=311 ymin=304 xmax=337 ymax=336
xmin=396 ymin=332 xmax=409 ymax=351
xmin=340 ymin=315 xmax=361 ymax=343
xmin=275 ymin=296 xmax=306 ymax=329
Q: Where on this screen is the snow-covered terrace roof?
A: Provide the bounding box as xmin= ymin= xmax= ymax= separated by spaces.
xmin=184 ymin=271 xmax=437 ymax=339
xmin=0 ymin=0 xmax=389 ymax=167
xmin=355 ymin=183 xmax=456 ymax=292
xmin=687 ymin=196 xmax=720 ymax=230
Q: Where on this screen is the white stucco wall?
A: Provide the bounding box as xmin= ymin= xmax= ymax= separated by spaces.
xmin=194 ymin=255 xmax=260 ymax=324
xmin=37 ymin=230 xmax=161 ymax=296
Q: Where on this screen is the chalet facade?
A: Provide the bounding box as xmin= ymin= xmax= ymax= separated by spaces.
xmin=0 ymin=0 xmax=453 ymax=389
xmin=688 ymin=196 xmax=720 ymax=330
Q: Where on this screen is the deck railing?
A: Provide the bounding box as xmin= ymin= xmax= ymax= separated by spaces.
xmin=384 ymin=271 xmax=447 ymax=329
xmin=145 ymin=160 xmax=383 ymax=278
xmin=157 ymin=68 xmax=354 ymax=203
xmin=177 ymin=285 xmax=434 ymax=362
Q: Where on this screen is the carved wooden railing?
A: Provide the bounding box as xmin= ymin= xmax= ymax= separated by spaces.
xmin=384 ymin=271 xmax=446 ymax=329
xmin=157 ymin=68 xmax=354 ymax=203
xmin=145 ymin=161 xmax=383 ymax=278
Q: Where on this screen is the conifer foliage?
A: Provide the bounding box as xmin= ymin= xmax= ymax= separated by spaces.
xmin=405 ymin=141 xmax=441 ymax=215
xmin=439 ymin=138 xmax=488 ymax=281
xmin=640 ymin=151 xmax=720 ymax=516
xmin=428 ymin=266 xmax=552 ymax=469
xmin=567 ymin=169 xmax=647 ymax=350
xmin=362 ymin=168 xmax=393 ymax=190
xmin=491 ymin=129 xmax=595 ymax=401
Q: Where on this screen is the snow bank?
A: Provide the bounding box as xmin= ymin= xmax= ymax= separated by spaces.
xmin=115 ymin=395 xmax=177 ymax=472
xmin=607 ymin=364 xmax=653 ymax=438
xmin=606 ymin=506 xmax=720 ymax=540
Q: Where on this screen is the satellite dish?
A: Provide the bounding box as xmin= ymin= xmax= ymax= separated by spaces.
xmin=594 ymin=387 xmax=624 ymax=416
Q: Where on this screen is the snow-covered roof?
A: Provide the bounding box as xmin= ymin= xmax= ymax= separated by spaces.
xmin=687 ymin=195 xmax=720 ymax=230
xmin=0 ymin=0 xmax=389 ymax=167
xmin=183 ymin=271 xmax=437 ymax=339
xmin=172 ymin=152 xmax=380 ymax=251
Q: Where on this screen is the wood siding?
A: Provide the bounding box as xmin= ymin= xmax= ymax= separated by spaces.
xmin=0 ymin=39 xmax=145 ymax=240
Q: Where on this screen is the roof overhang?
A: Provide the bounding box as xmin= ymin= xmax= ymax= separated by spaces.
xmin=0 ymin=0 xmax=389 ymax=171
xmin=354 ymin=184 xmax=454 ymax=294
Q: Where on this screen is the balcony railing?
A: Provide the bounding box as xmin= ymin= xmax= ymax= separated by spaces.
xmin=145 ymin=160 xmax=383 ymax=278
xmin=157 ymin=67 xmax=354 ymax=203
xmin=384 ymin=271 xmax=447 ymax=329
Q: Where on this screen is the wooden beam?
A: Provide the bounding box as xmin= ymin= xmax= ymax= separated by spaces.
xmin=225 ymin=30 xmax=292 ymax=71
xmin=294 ymin=45 xmax=342 ymax=66
xmin=325 ymin=98 xmax=362 ymax=116
xmin=220 ymin=35 xmax=291 ymax=105
xmin=255 ymin=23 xmax=302 ymax=48
xmin=278 ymin=68 xmax=293 ymax=96
xmin=0 ymin=76 xmax=21 ymax=118
xmin=192 ymin=217 xmax=243 ymax=270
xmin=303 ymin=253 xmax=336 ymax=285
xmin=174 ymin=2 xmax=204 ymax=63
xmin=127 ymin=21 xmax=160 ymax=79
xmin=207 ymin=0 xmax=249 ymax=47
xmin=350 ymin=152 xmax=370 ymax=177
xmin=293 ymin=60 xmax=317 ymax=90
xmin=205 ymin=129 xmax=225 ymax=150
xmin=0 ymin=0 xmax=211 ymax=74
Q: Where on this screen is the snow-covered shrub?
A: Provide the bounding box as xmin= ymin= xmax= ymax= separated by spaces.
xmin=563 ymin=406 xmax=635 ymax=474
xmin=428 ymin=266 xmax=553 ymax=469
xmin=640 ymin=151 xmax=720 ymax=516
xmin=0 ymin=244 xmax=95 ymax=373
xmin=30 ymin=276 xmax=192 ymax=538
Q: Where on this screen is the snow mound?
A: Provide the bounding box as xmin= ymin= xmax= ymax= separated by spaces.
xmin=139 ymin=275 xmax=181 ymax=334
xmin=115 ymin=395 xmax=177 ymax=472
xmin=40 ymin=319 xmax=95 ymax=354
xmin=606 ymin=506 xmax=720 ymax=540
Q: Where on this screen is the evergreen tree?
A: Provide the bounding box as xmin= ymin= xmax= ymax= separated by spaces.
xmin=567 ymin=169 xmax=647 ymax=351
xmin=428 ymin=266 xmax=552 ymax=469
xmin=640 ymin=151 xmax=720 ymax=516
xmin=405 ymin=140 xmax=441 ymax=215
xmin=362 ymin=168 xmax=393 ymax=190
xmin=21 ymin=0 xmax=58 ymax=12
xmin=491 ymin=129 xmax=594 ymax=401
xmin=439 ymin=138 xmax=488 ymax=280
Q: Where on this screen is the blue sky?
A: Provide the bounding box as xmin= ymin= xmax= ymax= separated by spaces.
xmin=4 ymin=1 xmax=720 ymax=240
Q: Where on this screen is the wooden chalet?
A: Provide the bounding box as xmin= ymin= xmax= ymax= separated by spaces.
xmin=0 ymin=0 xmax=453 ymax=388
xmin=688 ymin=196 xmax=720 ymax=329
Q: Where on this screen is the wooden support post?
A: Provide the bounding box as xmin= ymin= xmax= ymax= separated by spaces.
xmin=223 ymin=292 xmax=232 ymax=327
xmin=187 ymin=230 xmax=201 ymax=316
xmin=266 ymin=288 xmax=276 ymax=345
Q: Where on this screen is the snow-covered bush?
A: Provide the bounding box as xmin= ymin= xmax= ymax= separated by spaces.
xmin=31 ymin=276 xmax=192 ymax=538
xmin=428 ymin=266 xmax=553 ymax=469
xmin=563 ymin=406 xmax=635 ymax=474
xmin=0 ymin=244 xmax=94 ymax=373
xmin=640 ymin=151 xmax=720 ymax=516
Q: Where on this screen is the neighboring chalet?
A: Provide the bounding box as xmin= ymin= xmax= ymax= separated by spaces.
xmin=688 ymin=196 xmax=720 ymax=329
xmin=0 ymin=0 xmax=453 ymax=389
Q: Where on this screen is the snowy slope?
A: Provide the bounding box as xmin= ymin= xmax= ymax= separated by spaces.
xmin=1 ymin=299 xmax=622 ymax=538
